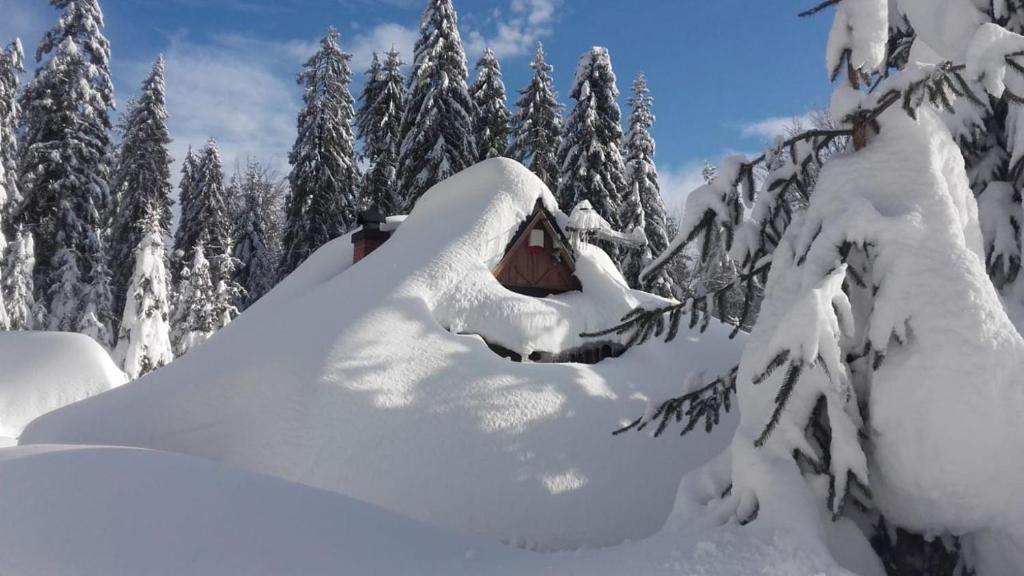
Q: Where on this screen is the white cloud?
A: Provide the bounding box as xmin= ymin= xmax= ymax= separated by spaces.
xmin=657 ymin=162 xmax=707 ymax=220
xmin=118 ymin=32 xmax=308 ymax=194
xmin=739 ymin=111 xmax=816 ymax=141
xmin=464 ymin=0 xmax=561 ymax=60
xmin=347 ymin=22 xmax=418 ymax=71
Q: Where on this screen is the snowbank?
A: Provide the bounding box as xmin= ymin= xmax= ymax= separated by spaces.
xmin=22 ymin=159 xmax=744 ymax=549
xmin=0 ymin=331 xmax=126 ymax=441
xmin=0 ymin=445 xmax=873 ymax=576
xmin=0 ymin=445 xmax=537 ymax=576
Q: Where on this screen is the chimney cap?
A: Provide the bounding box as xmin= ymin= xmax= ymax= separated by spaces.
xmin=358 ymin=209 xmax=387 ymax=227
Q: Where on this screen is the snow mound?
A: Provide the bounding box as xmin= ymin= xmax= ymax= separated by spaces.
xmin=0 ymin=445 xmax=537 ymax=576
xmin=0 ymin=332 xmax=125 ymax=441
xmin=0 ymin=445 xmax=874 ymax=576
xmin=22 ymin=159 xmax=744 ymax=549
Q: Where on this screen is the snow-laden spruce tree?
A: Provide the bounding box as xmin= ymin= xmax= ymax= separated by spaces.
xmin=279 ymin=28 xmax=359 ymax=278
xmin=172 ymin=147 xmax=200 ymax=281
xmin=170 ymin=241 xmax=216 ymax=356
xmin=18 ymin=0 xmax=115 ymax=346
xmin=113 ymin=210 xmax=173 ymax=379
xmin=605 ymin=2 xmax=1024 ymax=573
xmin=470 ymin=48 xmax=511 ymax=162
xmin=620 ymin=73 xmax=674 ymax=296
xmin=231 ymin=161 xmax=279 ymax=310
xmin=396 ymin=0 xmax=477 ymax=212
xmin=0 ymin=39 xmax=23 ymax=236
xmin=0 ymin=39 xmax=23 ymax=330
xmin=2 ymin=227 xmax=40 ymax=330
xmin=190 ymin=141 xmax=242 ymax=326
xmin=510 ymin=43 xmax=562 ymax=191
xmin=109 ymin=57 xmax=173 ymax=331
xmin=356 ymin=48 xmax=405 ymax=216
xmin=557 ymin=47 xmax=626 ymax=228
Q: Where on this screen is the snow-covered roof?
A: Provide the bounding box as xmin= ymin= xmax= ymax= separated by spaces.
xmin=22 ymin=159 xmax=744 ymax=550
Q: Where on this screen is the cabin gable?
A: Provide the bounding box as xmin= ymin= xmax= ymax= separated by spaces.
xmin=493 ymin=202 xmax=581 ymax=296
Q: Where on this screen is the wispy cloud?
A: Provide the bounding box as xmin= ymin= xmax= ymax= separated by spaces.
xmin=118 ymin=31 xmax=308 ymax=193
xmin=738 ymin=111 xmax=816 ymax=141
xmin=348 ymin=22 xmax=418 ymax=71
xmin=464 ymin=0 xmax=561 ymax=60
xmin=658 ymin=162 xmax=707 ymax=219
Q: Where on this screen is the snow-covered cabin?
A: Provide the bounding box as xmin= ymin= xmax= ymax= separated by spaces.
xmin=22 ymin=159 xmax=744 ymax=551
xmin=492 ymin=200 xmax=582 ymax=296
xmin=355 ymin=199 xmax=582 ymax=297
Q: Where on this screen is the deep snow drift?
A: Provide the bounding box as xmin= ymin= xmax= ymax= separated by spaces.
xmin=22 ymin=159 xmax=743 ymax=549
xmin=0 ymin=444 xmax=538 ymax=576
xmin=0 ymin=444 xmax=868 ymax=576
xmin=0 ymin=331 xmax=125 ymax=444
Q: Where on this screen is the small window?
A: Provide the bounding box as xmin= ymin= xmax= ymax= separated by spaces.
xmin=529 ymin=229 xmax=545 ymax=247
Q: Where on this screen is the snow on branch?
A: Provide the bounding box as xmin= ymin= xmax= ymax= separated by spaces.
xmin=612 ymin=367 xmax=738 ymax=439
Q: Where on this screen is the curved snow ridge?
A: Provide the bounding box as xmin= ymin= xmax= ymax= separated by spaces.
xmin=21 ymin=159 xmax=744 ymax=550
xmin=0 ymin=331 xmax=126 ymax=440
xmin=0 ymin=444 xmax=538 ymax=576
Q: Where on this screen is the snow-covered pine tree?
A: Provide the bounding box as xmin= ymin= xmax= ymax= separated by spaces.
xmin=2 ymin=227 xmax=39 ymax=330
xmin=470 ymin=48 xmax=511 ymax=162
xmin=18 ymin=0 xmax=115 ymax=346
xmin=0 ymin=39 xmax=23 ymax=237
xmin=396 ymin=0 xmax=477 ymax=212
xmin=606 ymin=1 xmax=1024 ymax=573
xmin=191 ymin=140 xmax=242 ymax=326
xmin=109 ymin=56 xmax=173 ymax=331
xmin=170 ymin=241 xmax=216 ymax=356
xmin=172 ymin=147 xmax=200 ymax=281
xmin=622 ymin=73 xmax=674 ymax=296
xmin=557 ymin=47 xmax=627 ymax=261
xmin=510 ymin=43 xmax=562 ymax=191
xmin=0 ymin=39 xmax=22 ymax=330
xmin=113 ymin=211 xmax=173 ymax=379
xmin=231 ymin=160 xmax=279 ymax=310
xmin=279 ymin=28 xmax=360 ymax=278
xmin=356 ymin=48 xmax=405 ymax=216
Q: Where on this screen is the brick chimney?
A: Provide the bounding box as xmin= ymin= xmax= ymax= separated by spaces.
xmin=352 ymin=210 xmax=391 ymax=263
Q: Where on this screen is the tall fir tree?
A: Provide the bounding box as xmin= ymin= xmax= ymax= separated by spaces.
xmin=356 ymin=48 xmax=405 ymax=216
xmin=231 ymin=160 xmax=278 ymax=310
xmin=170 ymin=241 xmax=216 ymax=356
xmin=109 ymin=56 xmax=173 ymax=330
xmin=0 ymin=39 xmax=24 ymax=330
xmin=0 ymin=39 xmax=23 ymax=237
xmin=279 ymin=28 xmax=360 ymax=278
xmin=557 ymin=47 xmax=627 ymax=261
xmin=510 ymin=43 xmax=562 ymax=191
xmin=396 ymin=0 xmax=477 ymax=211
xmin=190 ymin=140 xmax=241 ymax=325
xmin=113 ymin=211 xmax=173 ymax=378
xmin=2 ymin=227 xmax=39 ymax=330
xmin=18 ymin=0 xmax=115 ymax=346
xmin=470 ymin=48 xmax=510 ymax=162
xmin=622 ymin=73 xmax=674 ymax=297
xmin=172 ymin=147 xmax=200 ymax=280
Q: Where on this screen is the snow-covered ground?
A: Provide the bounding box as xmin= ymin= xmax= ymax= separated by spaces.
xmin=0 ymin=444 xmax=866 ymax=576
xmin=0 ymin=331 xmax=125 ymax=445
xmin=0 ymin=444 xmax=538 ymax=576
xmin=22 ymin=159 xmax=743 ymax=550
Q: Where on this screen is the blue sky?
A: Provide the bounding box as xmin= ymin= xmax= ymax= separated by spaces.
xmin=1 ymin=0 xmax=833 ymax=210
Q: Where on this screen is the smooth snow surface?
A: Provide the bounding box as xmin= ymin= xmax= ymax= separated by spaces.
xmin=22 ymin=159 xmax=744 ymax=550
xmin=0 ymin=445 xmax=868 ymax=576
xmin=0 ymin=331 xmax=125 ymax=439
xmin=0 ymin=445 xmax=537 ymax=576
